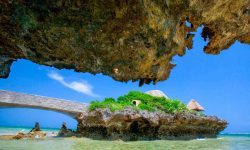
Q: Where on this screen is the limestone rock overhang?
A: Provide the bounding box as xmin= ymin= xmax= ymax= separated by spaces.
xmin=0 ymin=0 xmax=249 ymax=86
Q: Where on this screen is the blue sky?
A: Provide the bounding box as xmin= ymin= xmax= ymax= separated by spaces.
xmin=0 ymin=28 xmax=249 ymax=133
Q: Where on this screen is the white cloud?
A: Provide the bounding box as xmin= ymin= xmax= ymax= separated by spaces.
xmin=47 ymin=71 xmax=99 ymax=97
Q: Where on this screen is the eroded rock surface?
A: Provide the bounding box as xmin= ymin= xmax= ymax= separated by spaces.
xmin=0 ymin=0 xmax=249 ymax=85
xmin=76 ymin=108 xmax=227 ymax=140
xmin=58 ymin=122 xmax=75 ymax=137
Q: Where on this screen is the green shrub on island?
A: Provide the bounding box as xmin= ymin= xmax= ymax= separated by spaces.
xmin=89 ymin=91 xmax=187 ymax=113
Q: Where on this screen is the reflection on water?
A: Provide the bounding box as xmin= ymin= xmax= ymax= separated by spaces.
xmin=1 ymin=135 xmax=250 ymax=150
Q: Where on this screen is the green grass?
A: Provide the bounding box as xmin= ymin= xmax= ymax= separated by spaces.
xmin=89 ymin=91 xmax=187 ymax=113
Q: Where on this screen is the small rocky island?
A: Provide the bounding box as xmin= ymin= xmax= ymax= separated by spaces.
xmin=0 ymin=90 xmax=227 ymax=141
xmin=76 ymin=90 xmax=228 ymax=140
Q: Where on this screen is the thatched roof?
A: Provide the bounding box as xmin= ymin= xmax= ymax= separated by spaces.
xmin=187 ymin=99 xmax=205 ymax=111
xmin=145 ymin=90 xmax=169 ymax=99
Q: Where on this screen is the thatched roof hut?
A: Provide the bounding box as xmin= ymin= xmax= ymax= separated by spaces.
xmin=145 ymin=90 xmax=169 ymax=99
xmin=187 ymin=99 xmax=205 ymax=111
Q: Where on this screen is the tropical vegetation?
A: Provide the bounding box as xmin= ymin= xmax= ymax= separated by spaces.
xmin=89 ymin=91 xmax=187 ymax=113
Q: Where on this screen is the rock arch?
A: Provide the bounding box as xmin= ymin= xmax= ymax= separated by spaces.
xmin=0 ymin=90 xmax=88 ymax=118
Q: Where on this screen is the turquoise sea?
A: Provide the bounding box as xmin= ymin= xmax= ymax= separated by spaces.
xmin=0 ymin=127 xmax=250 ymax=150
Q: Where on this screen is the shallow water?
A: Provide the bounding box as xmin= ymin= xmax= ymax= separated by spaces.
xmin=0 ymin=126 xmax=59 ymax=135
xmin=0 ymin=127 xmax=250 ymax=150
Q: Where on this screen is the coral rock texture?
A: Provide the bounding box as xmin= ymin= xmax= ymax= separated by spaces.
xmin=76 ymin=108 xmax=228 ymax=140
xmin=0 ymin=0 xmax=249 ymax=85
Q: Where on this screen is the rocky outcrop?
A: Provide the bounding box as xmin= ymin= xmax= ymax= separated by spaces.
xmin=0 ymin=0 xmax=249 ymax=85
xmin=76 ymin=108 xmax=227 ymax=140
xmin=58 ymin=122 xmax=75 ymax=137
xmin=11 ymin=131 xmax=46 ymax=140
xmin=29 ymin=122 xmax=41 ymax=132
xmin=0 ymin=123 xmax=47 ymax=140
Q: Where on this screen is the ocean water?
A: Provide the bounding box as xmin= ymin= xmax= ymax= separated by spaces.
xmin=0 ymin=126 xmax=59 ymax=135
xmin=0 ymin=127 xmax=250 ymax=150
